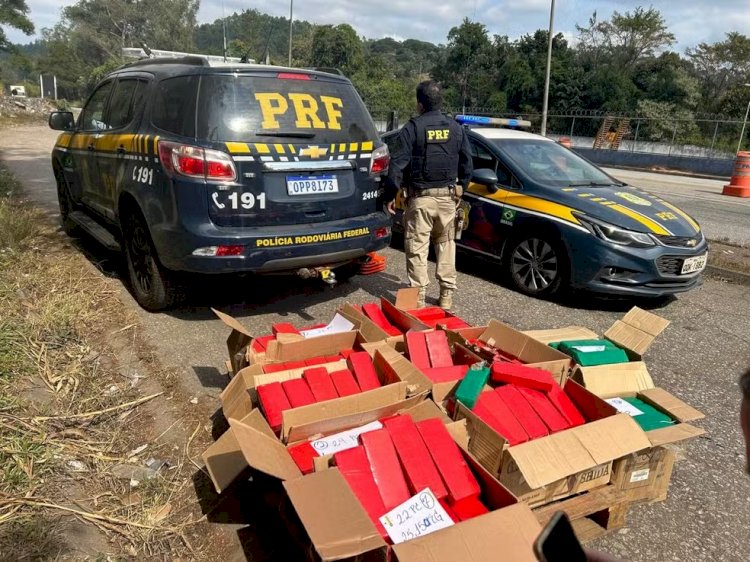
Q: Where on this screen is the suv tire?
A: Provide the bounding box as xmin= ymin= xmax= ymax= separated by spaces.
xmin=54 ymin=166 xmax=79 ymax=235
xmin=122 ymin=211 xmax=181 ymax=311
xmin=504 ymin=233 xmax=568 ymax=297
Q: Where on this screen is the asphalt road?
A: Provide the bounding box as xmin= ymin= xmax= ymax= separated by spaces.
xmin=2 ymin=125 xmax=750 ymax=561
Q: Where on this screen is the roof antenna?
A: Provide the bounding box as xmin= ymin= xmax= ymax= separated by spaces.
xmin=222 ymin=0 xmax=228 ymax=62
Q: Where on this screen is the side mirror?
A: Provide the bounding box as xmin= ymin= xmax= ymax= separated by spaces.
xmin=471 ymin=168 xmax=499 ymax=193
xmin=49 ymin=111 xmax=75 ymax=131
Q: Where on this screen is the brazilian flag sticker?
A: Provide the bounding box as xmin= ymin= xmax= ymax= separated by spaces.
xmin=501 ymin=208 xmax=516 ymax=225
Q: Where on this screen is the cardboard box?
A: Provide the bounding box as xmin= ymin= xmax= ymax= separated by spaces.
xmin=392 ymin=503 xmax=540 ymax=562
xmin=443 ymin=320 xmax=572 ymax=385
xmin=523 ymin=307 xmax=671 ymax=379
xmin=201 ymin=391 xmax=437 ymax=495
xmin=214 ymin=309 xmax=359 ymax=374
xmin=284 ymin=414 xmax=541 ymax=561
xmin=219 ymin=334 xmax=432 ymax=423
xmin=571 ymin=362 xmax=705 ymax=501
xmin=455 ymin=379 xmax=653 ymax=507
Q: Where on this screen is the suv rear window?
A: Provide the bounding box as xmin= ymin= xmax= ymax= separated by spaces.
xmin=152 ymin=75 xmax=199 ymax=137
xmin=196 ymin=74 xmax=378 ymax=144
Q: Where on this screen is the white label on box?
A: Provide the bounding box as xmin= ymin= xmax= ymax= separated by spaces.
xmin=571 ymin=345 xmax=607 ymax=353
xmin=380 ymin=488 xmax=455 ymax=545
xmin=299 ymin=313 xmax=354 ymax=339
xmin=630 ymin=468 xmax=651 ymax=483
xmin=310 ymin=421 xmax=383 ymax=456
xmin=606 ymin=398 xmax=644 ymax=417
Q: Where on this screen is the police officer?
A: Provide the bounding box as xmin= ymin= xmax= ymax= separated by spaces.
xmin=385 ymin=80 xmax=472 ymax=310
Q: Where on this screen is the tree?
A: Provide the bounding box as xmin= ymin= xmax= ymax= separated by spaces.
xmin=0 ymin=0 xmax=33 ymax=51
xmin=310 ymin=24 xmax=363 ymax=76
xmin=432 ymin=19 xmax=494 ymax=109
xmin=687 ymin=32 xmax=750 ymax=113
xmin=576 ymin=7 xmax=675 ymax=69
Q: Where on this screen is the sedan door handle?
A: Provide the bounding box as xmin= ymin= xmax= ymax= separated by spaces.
xmin=116 ymin=145 xmax=126 ymax=154
xmin=87 ymin=143 xmax=95 ymax=151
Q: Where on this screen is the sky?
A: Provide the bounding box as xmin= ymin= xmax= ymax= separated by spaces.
xmin=6 ymin=0 xmax=750 ymax=53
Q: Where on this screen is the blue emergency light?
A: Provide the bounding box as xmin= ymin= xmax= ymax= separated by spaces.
xmin=455 ymin=115 xmax=531 ymax=129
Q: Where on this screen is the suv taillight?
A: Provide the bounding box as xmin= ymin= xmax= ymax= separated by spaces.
xmin=370 ymin=144 xmax=390 ymax=176
xmin=158 ymin=141 xmax=237 ymax=182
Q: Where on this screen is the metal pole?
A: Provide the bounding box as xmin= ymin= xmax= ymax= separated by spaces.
xmin=633 ymin=120 xmax=640 ymax=152
xmin=710 ymin=121 xmax=719 ymax=153
xmin=737 ymin=99 xmax=750 ymax=154
xmin=288 ymin=0 xmax=294 ymax=67
xmin=668 ymin=122 xmax=678 ymax=156
xmin=540 ymin=0 xmax=556 ymax=137
xmin=39 ymin=75 xmax=43 ymax=99
xmin=53 ymin=75 xmax=57 ymax=100
xmin=222 ymin=0 xmax=227 ymax=61
xmin=569 ymin=116 xmax=575 ymax=138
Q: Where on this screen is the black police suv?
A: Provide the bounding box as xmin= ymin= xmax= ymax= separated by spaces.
xmin=49 ymin=56 xmax=392 ymax=310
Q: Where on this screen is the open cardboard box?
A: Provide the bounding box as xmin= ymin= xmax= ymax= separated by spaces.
xmin=442 ymin=320 xmax=573 ymax=385
xmin=202 ymin=387 xmax=432 ymax=494
xmin=219 ymin=342 xmax=433 ymax=429
xmin=523 ymin=306 xmax=670 ymax=365
xmin=282 ymin=404 xmax=541 ymax=562
xmin=454 ymin=379 xmax=653 ymax=508
xmin=571 ymin=363 xmax=705 ymax=500
xmin=214 ymin=309 xmax=366 ymax=375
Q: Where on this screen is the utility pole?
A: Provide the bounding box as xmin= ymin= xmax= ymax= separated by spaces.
xmin=288 ymin=0 xmax=294 ymax=66
xmin=737 ymin=84 xmax=750 ymax=153
xmin=540 ymin=0 xmax=556 ymax=137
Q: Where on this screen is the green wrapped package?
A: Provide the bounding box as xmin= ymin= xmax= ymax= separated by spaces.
xmin=455 ymin=363 xmax=490 ymax=409
xmin=618 ymin=397 xmax=675 ymax=431
xmin=556 ymin=339 xmax=629 ymax=366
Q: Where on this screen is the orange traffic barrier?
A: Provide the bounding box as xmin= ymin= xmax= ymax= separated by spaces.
xmin=723 ymin=151 xmax=750 ymax=198
xmin=360 ymin=252 xmax=386 ymax=275
xmin=558 ymin=136 xmax=572 ymax=149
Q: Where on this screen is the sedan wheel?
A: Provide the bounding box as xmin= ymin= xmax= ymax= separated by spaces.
xmin=507 ymin=236 xmax=566 ymax=296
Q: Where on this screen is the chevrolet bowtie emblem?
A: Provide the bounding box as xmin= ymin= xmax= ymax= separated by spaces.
xmin=300 ymin=145 xmax=328 ymax=159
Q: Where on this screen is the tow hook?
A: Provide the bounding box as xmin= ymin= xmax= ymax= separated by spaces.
xmin=296 ymin=267 xmax=337 ymax=286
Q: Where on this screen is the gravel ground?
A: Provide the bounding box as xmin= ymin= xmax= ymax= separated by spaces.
xmin=2 ymin=125 xmax=749 ymax=561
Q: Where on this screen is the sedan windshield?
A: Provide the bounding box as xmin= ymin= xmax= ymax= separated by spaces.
xmin=495 ymin=139 xmax=621 ymax=187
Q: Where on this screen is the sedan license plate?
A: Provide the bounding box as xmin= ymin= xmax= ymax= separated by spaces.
xmin=287 ymin=175 xmax=338 ymax=196
xmin=681 ymin=254 xmax=707 ymax=274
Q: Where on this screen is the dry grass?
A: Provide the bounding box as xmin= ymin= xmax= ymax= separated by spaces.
xmin=0 ymin=164 xmax=210 ymax=560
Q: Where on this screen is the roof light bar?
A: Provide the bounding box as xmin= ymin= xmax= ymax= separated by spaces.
xmin=455 ymin=115 xmax=532 ymax=129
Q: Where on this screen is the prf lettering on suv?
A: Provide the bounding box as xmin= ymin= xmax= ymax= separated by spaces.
xmin=48 ymin=50 xmax=392 ymax=311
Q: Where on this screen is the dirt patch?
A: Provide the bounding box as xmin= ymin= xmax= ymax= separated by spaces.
xmin=709 ymin=240 xmax=750 ymax=275
xmin=0 ymin=164 xmax=237 ymax=560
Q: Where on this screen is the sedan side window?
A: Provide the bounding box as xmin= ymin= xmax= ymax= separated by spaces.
xmin=79 ymin=82 xmax=114 ymax=131
xmin=469 ymin=139 xmax=520 ymax=189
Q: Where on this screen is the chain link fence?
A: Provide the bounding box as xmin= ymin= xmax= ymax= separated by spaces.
xmin=367 ymin=106 xmax=748 ymax=161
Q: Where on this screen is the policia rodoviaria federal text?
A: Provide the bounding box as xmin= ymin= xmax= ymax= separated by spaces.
xmin=385 ymin=80 xmax=473 ymax=311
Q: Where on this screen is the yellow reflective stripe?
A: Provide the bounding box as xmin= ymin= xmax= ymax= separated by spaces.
xmin=501 ymin=190 xmax=581 ymax=225
xmin=153 ymin=135 xmax=160 ymax=154
xmin=288 ymin=144 xmax=296 ymax=154
xmin=578 ymin=193 xmax=594 ymax=198
xmin=255 ymin=143 xmax=270 ymax=154
xmin=590 ymin=197 xmax=606 ymax=202
xmin=226 ymin=142 xmax=251 ymax=154
xmin=349 ymin=142 xmax=358 ymax=152
xmin=470 ymin=186 xmax=581 ymax=225
xmin=361 ymin=141 xmax=373 ymax=151
xmin=56 ymin=133 xmax=72 ymax=148
xmin=561 ymin=187 xmax=576 ymax=192
xmin=657 ymin=199 xmax=700 ymax=233
xmin=274 ymin=143 xmax=286 ymax=154
xmin=144 ymin=134 xmax=151 ymax=155
xmin=609 ymin=204 xmax=671 ymax=235
xmin=339 ymin=143 xmax=346 ymax=153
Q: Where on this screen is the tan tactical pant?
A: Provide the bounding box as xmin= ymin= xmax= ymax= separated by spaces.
xmin=404 ymin=195 xmax=457 ymax=292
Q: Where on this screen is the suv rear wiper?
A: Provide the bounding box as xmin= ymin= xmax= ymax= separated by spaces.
xmin=256 ymin=131 xmax=316 ymax=138
xmin=568 ymin=181 xmax=625 ymax=188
